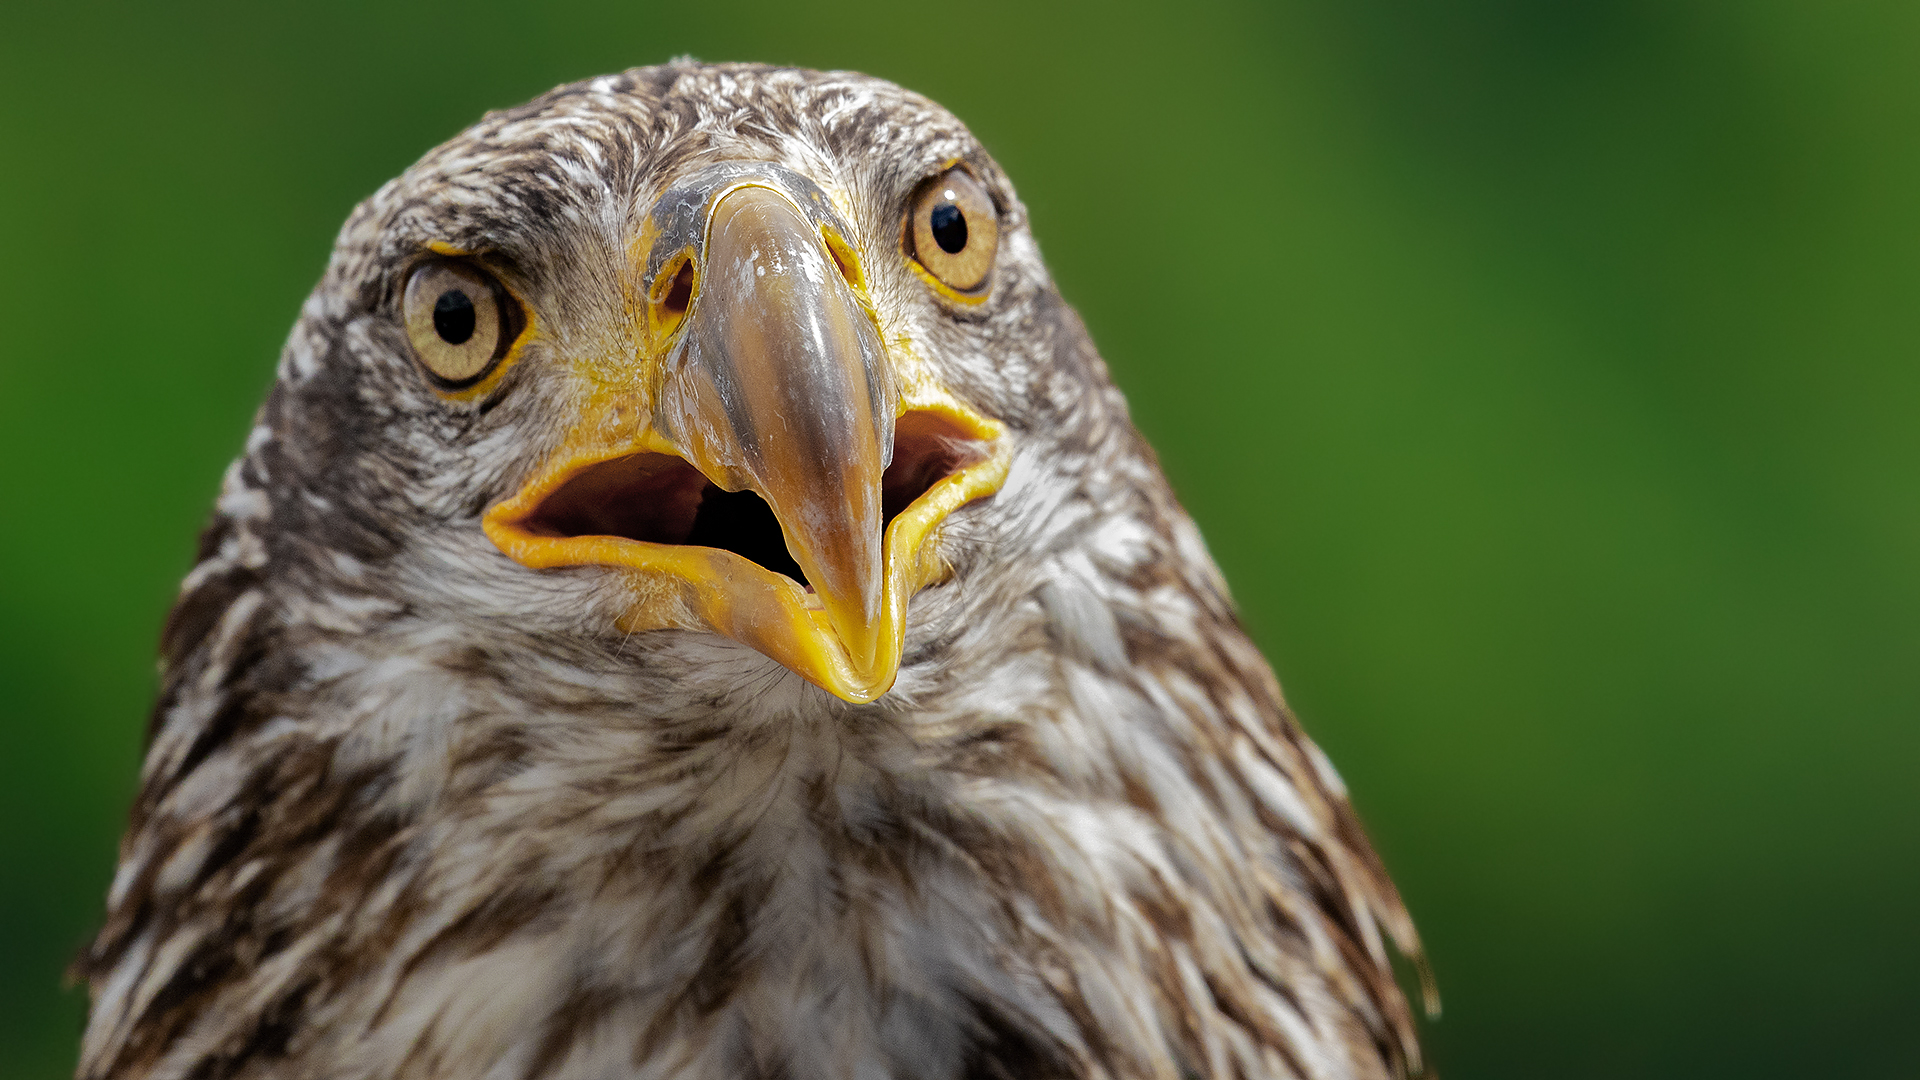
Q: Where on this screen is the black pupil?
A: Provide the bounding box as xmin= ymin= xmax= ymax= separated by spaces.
xmin=929 ymin=201 xmax=968 ymax=254
xmin=433 ymin=289 xmax=477 ymax=345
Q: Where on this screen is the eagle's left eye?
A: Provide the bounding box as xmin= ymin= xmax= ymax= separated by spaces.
xmin=908 ymin=168 xmax=998 ymax=296
xmin=403 ymin=260 xmax=521 ymax=388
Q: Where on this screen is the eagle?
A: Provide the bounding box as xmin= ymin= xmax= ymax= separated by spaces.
xmin=76 ymin=62 xmax=1432 ymax=1080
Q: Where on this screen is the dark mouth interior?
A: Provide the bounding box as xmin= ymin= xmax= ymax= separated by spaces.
xmin=520 ymin=411 xmax=985 ymax=590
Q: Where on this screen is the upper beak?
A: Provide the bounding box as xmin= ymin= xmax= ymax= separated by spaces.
xmin=482 ymin=175 xmax=1010 ymax=702
xmin=657 ymin=185 xmax=895 ymax=677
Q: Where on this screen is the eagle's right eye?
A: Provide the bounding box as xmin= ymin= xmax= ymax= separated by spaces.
xmin=403 ymin=260 xmax=520 ymax=389
xmin=907 ymin=168 xmax=998 ymax=298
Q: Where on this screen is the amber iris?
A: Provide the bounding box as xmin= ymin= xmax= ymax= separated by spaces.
xmin=908 ymin=168 xmax=998 ymax=294
xmin=403 ymin=260 xmax=520 ymax=387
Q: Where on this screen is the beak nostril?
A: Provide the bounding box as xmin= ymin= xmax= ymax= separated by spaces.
xmin=662 ymin=262 xmax=693 ymax=315
xmin=647 ymin=257 xmax=697 ymax=347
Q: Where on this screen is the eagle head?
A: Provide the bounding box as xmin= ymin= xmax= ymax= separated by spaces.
xmin=79 ymin=62 xmax=1428 ymax=1080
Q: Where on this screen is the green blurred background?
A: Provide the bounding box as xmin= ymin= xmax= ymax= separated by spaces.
xmin=4 ymin=1 xmax=1916 ymax=1075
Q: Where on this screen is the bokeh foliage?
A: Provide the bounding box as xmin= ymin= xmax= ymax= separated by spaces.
xmin=3 ymin=2 xmax=1916 ymax=1076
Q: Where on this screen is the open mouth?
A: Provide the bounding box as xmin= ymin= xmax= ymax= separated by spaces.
xmin=517 ymin=411 xmax=987 ymax=591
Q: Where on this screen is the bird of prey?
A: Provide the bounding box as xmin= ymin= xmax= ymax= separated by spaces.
xmin=77 ymin=62 xmax=1432 ymax=1080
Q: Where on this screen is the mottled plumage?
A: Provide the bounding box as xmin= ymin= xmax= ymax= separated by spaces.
xmin=79 ymin=62 xmax=1429 ymax=1080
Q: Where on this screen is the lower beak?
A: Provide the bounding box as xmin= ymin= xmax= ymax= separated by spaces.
xmin=482 ymin=183 xmax=1009 ymax=702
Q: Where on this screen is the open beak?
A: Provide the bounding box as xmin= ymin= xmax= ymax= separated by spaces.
xmin=482 ymin=173 xmax=1009 ymax=702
